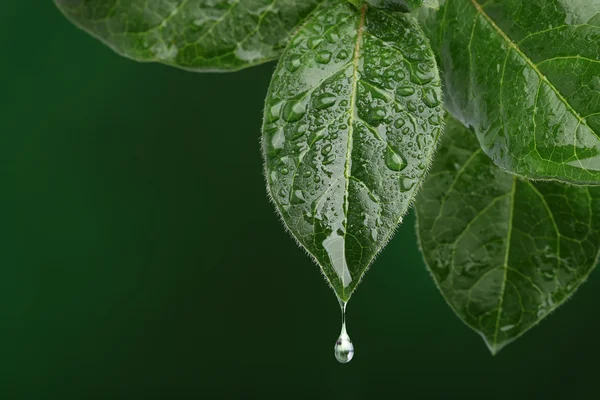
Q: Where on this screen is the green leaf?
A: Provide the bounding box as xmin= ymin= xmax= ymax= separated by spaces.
xmin=262 ymin=3 xmax=443 ymax=301
xmin=54 ymin=0 xmax=328 ymax=72
xmin=418 ymin=0 xmax=600 ymax=184
xmin=347 ymin=0 xmax=364 ymax=8
xmin=367 ymin=0 xmax=438 ymax=12
xmin=416 ymin=115 xmax=600 ymax=354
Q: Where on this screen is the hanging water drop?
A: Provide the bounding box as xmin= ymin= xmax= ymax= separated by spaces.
xmin=334 ymin=302 xmax=354 ymax=364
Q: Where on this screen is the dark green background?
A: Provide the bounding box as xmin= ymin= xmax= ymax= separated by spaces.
xmin=2 ymin=2 xmax=599 ymax=398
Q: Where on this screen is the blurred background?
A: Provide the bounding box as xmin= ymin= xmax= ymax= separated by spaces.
xmin=2 ymin=1 xmax=599 ymax=398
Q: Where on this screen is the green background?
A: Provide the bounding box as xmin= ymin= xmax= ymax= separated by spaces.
xmin=2 ymin=2 xmax=600 ymax=398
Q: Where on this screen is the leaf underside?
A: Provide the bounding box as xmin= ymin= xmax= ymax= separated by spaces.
xmin=416 ymin=115 xmax=600 ymax=354
xmin=262 ymin=2 xmax=443 ymax=301
xmin=418 ymin=0 xmax=600 ymax=184
xmin=54 ymin=0 xmax=327 ymax=72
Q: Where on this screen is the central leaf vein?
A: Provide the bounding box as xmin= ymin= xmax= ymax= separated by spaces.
xmin=340 ymin=3 xmax=367 ymax=295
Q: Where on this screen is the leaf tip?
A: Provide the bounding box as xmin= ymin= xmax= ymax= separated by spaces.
xmin=482 ymin=335 xmax=508 ymax=356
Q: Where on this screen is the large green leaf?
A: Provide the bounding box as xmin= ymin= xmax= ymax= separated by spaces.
xmin=416 ymin=115 xmax=600 ymax=354
xmin=54 ymin=0 xmax=328 ymax=72
xmin=418 ymin=0 xmax=600 ymax=184
xmin=263 ymin=2 xmax=443 ymax=301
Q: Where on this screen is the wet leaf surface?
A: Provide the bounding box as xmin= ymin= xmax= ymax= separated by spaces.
xmin=367 ymin=0 xmax=438 ymax=12
xmin=418 ymin=0 xmax=600 ymax=184
xmin=55 ymin=0 xmax=328 ymax=71
xmin=416 ymin=115 xmax=600 ymax=353
xmin=263 ymin=2 xmax=443 ymax=301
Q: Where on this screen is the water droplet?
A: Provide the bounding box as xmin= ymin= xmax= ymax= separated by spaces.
xmin=412 ymin=64 xmax=435 ymax=84
xmin=368 ymin=108 xmax=386 ymax=125
xmin=323 ymin=153 xmax=336 ymax=165
xmin=400 ymin=177 xmax=416 ymax=191
xmin=309 ymin=128 xmax=327 ymax=144
xmin=428 ymin=114 xmax=441 ymax=126
xmin=286 ymin=56 xmax=302 ymax=72
xmin=337 ymin=50 xmax=350 ymax=60
xmin=422 ymin=87 xmax=440 ymax=108
xmin=321 ymin=144 xmax=333 ymax=156
xmin=407 ymin=100 xmax=417 ymax=112
xmin=308 ymin=37 xmax=324 ymax=49
xmin=266 ymin=101 xmax=283 ymax=122
xmin=370 ymin=228 xmax=378 ymax=242
xmin=282 ymin=99 xmax=307 ymax=122
xmin=394 ymin=119 xmax=406 ymax=129
xmin=385 ymin=147 xmax=407 ymax=172
xmin=334 ymin=302 xmax=354 ymax=364
xmin=417 ymin=134 xmax=427 ymax=150
xmin=316 ymin=51 xmax=332 ymax=64
xmin=312 ymin=23 xmax=324 ymax=35
xmin=314 ymin=93 xmax=337 ymax=110
xmin=271 ymin=128 xmax=285 ymax=154
xmin=291 ymin=189 xmax=307 ymax=204
xmin=292 ymin=124 xmax=307 ymax=140
xmin=397 ymin=86 xmax=415 ymax=97
xmin=326 ymin=30 xmax=340 ymax=43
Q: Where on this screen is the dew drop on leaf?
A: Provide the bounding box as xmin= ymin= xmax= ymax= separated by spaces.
xmin=316 ymin=51 xmax=333 ymax=64
xmin=417 ymin=134 xmax=427 ymax=150
xmin=314 ymin=93 xmax=337 ymax=110
xmin=266 ymin=101 xmax=283 ymax=123
xmin=286 ymin=56 xmax=302 ymax=72
xmin=422 ymin=87 xmax=440 ymax=108
xmin=397 ymin=86 xmax=415 ymax=97
xmin=326 ymin=30 xmax=340 ymax=44
xmin=394 ymin=118 xmax=406 ymax=129
xmin=385 ymin=146 xmax=407 ymax=171
xmin=291 ymin=189 xmax=307 ymax=204
xmin=367 ymin=107 xmax=386 ymax=125
xmin=308 ymin=37 xmax=324 ymax=49
xmin=400 ymin=177 xmax=416 ymax=191
xmin=323 ymin=153 xmax=337 ymax=165
xmin=321 ymin=143 xmax=333 ymax=156
xmin=282 ymin=99 xmax=307 ymax=122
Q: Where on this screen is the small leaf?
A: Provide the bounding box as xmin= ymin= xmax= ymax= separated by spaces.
xmin=263 ymin=2 xmax=443 ymax=301
xmin=367 ymin=0 xmax=438 ymax=12
xmin=416 ymin=115 xmax=600 ymax=354
xmin=54 ymin=0 xmax=329 ymax=72
xmin=417 ymin=0 xmax=600 ymax=184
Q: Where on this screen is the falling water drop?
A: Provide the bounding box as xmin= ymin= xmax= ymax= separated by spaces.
xmin=334 ymin=301 xmax=354 ymax=364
